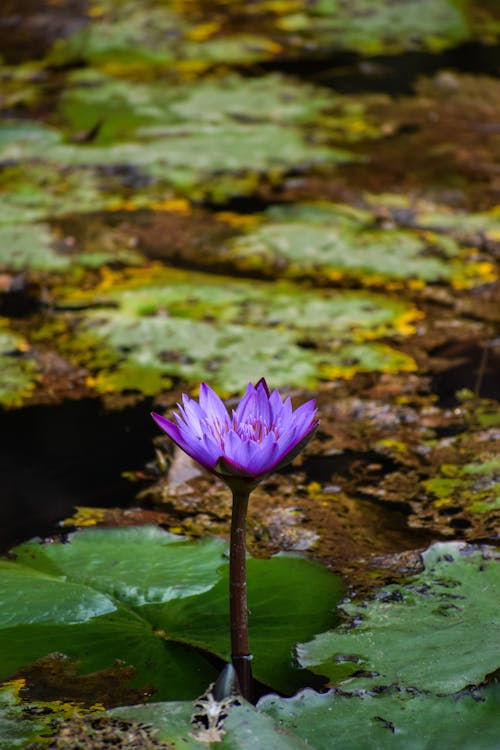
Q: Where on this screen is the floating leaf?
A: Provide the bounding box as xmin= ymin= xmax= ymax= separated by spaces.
xmin=58 ymin=71 xmax=334 ymax=144
xmin=114 ymin=699 xmax=311 ymax=749
xmin=53 ymin=264 xmax=419 ymax=395
xmin=424 ymin=456 xmax=500 ymax=514
xmin=225 ymin=202 xmax=488 ymax=285
xmin=311 ymin=0 xmax=469 ymax=54
xmin=0 ymin=165 xmax=107 ymax=224
xmin=1 ymin=527 xmax=343 ymax=698
xmin=109 ymin=680 xmax=500 ymax=750
xmin=258 ymin=682 xmax=500 ymax=750
xmin=297 ymin=542 xmax=500 ymax=693
xmin=0 ymin=224 xmax=69 ymax=272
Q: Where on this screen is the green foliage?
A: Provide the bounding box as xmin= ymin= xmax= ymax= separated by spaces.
xmin=424 ymin=457 xmax=500 ymax=514
xmin=114 ymin=699 xmax=312 ymax=749
xmin=258 ymin=682 xmax=500 ymax=750
xmin=0 ymin=683 xmax=49 ymax=750
xmin=296 ymin=542 xmax=500 ymax=693
xmin=45 ymin=0 xmax=498 ymax=68
xmin=0 ymin=223 xmax=69 ymax=272
xmin=0 ymin=527 xmax=343 ymax=699
xmin=58 ymin=72 xmax=333 ymax=144
xmin=0 ymin=165 xmax=107 ymax=224
xmin=110 ymin=681 xmax=500 ymax=749
xmin=312 ymin=0 xmax=469 ymax=53
xmin=226 ymin=204 xmax=474 ymax=283
xmin=57 ymin=269 xmax=418 ymax=394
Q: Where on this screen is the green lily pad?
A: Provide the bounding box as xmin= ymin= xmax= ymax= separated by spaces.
xmin=113 ymin=699 xmax=311 ymax=749
xmin=0 ymin=122 xmax=61 ymax=159
xmin=46 ymin=125 xmax=341 ymax=185
xmin=0 ymin=165 xmax=107 ymax=224
xmin=225 ymin=203 xmax=486 ymax=285
xmin=0 ymin=221 xmax=142 ymax=273
xmin=73 ymin=312 xmax=319 ymax=394
xmin=0 ymin=223 xmax=69 ymax=272
xmin=312 ymin=0 xmax=469 ymax=54
xmin=424 ymin=457 xmax=500 ymax=514
xmin=296 ymin=542 xmax=500 ymax=693
xmin=72 ymin=267 xmax=419 ymax=339
xmin=258 ymin=682 xmax=500 ymax=750
xmin=109 ymin=680 xmax=500 ymax=750
xmin=54 ymin=264 xmax=418 ymax=395
xmin=1 ymin=527 xmax=344 ymax=699
xmin=145 ymin=553 xmax=344 ymax=695
xmin=58 ymin=72 xmax=334 ymax=145
xmin=47 ymin=0 xmax=183 ymax=69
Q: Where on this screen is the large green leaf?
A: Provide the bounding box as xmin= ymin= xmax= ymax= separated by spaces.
xmin=110 ymin=680 xmax=500 ymax=750
xmin=0 ymin=527 xmax=343 ymax=699
xmin=114 ymin=699 xmax=311 ymax=749
xmin=1 ymin=527 xmax=226 ymax=699
xmin=296 ymin=542 xmax=500 ymax=693
xmin=145 ymin=554 xmax=344 ymax=694
xmin=258 ymin=682 xmax=500 ymax=750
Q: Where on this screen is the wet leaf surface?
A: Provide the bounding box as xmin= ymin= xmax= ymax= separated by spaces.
xmin=108 ymin=670 xmax=500 ymax=749
xmin=297 ymin=542 xmax=500 ymax=692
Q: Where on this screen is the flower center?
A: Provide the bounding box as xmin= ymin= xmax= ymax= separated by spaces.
xmin=207 ymin=416 xmax=280 ymax=445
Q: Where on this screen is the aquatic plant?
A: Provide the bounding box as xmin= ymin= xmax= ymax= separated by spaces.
xmin=152 ymin=379 xmax=318 ymax=699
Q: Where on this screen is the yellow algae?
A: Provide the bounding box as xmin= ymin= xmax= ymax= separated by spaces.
xmin=185 ymin=22 xmax=221 ymax=42
xmin=216 ymin=211 xmax=260 ymax=228
xmin=62 ymin=507 xmax=109 ymax=527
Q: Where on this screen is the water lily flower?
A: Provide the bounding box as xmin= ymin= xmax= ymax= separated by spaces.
xmin=151 ymin=378 xmax=318 ymax=488
xmin=151 ymin=379 xmax=318 ymax=701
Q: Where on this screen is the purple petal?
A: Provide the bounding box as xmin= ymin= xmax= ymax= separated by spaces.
xmin=252 ymin=432 xmax=281 ymax=476
xmin=199 ymin=382 xmax=230 ymax=424
xmin=151 ymin=412 xmax=218 ymax=472
xmin=255 ymin=381 xmax=272 ymax=424
xmin=272 ymin=421 xmax=318 ymax=473
xmin=269 ymin=389 xmax=284 ymax=419
xmin=255 ymin=377 xmax=270 ymax=397
xmin=223 ymin=430 xmax=251 ymax=468
xmin=234 ymin=382 xmax=257 ymax=423
xmin=180 ymin=395 xmax=206 ymax=436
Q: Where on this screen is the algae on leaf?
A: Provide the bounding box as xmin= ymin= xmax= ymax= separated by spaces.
xmin=0 ymin=682 xmax=50 ymax=750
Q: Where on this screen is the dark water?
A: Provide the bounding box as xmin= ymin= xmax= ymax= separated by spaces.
xmin=262 ymin=41 xmax=500 ymax=95
xmin=0 ymin=399 xmax=153 ymax=551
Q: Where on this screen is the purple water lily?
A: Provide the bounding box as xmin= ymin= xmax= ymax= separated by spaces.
xmin=151 ymin=378 xmax=318 ymax=487
xmin=152 ymin=378 xmax=318 ymax=701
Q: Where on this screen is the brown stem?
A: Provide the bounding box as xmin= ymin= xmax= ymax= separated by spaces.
xmin=229 ymin=486 xmax=253 ymax=701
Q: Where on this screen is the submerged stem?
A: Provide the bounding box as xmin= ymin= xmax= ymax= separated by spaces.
xmin=229 ymin=486 xmax=252 ymax=701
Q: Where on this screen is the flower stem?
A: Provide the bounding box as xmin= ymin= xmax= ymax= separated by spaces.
xmin=229 ymin=486 xmax=252 ymax=701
